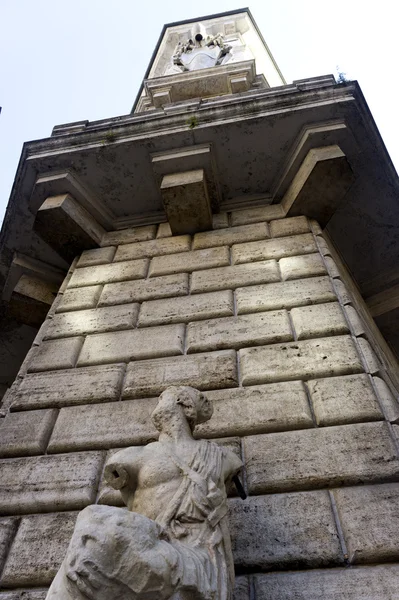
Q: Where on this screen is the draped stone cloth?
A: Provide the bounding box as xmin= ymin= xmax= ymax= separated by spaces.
xmin=46 ymin=440 xmax=235 ymax=600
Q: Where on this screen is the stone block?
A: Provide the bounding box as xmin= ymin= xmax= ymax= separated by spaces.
xmin=307 ymin=373 xmax=382 ymax=426
xmin=13 ymin=364 xmax=125 ymax=411
xmin=0 ymin=590 xmax=48 ymax=600
xmin=0 ymin=409 xmax=58 ymax=457
xmin=191 ymin=260 xmax=280 ymax=293
xmin=212 ymin=213 xmax=229 ymax=229
xmin=373 ymin=376 xmax=399 ymax=423
xmin=233 ymin=577 xmax=249 ymax=600
xmin=239 ymin=336 xmax=363 ymax=386
xmin=279 ymin=253 xmax=326 ymax=280
xmin=333 ymin=483 xmax=399 ymax=564
xmin=1 ymin=512 xmax=77 ymax=587
xmin=253 ymin=565 xmax=399 ymax=600
xmin=55 ymin=285 xmax=102 ymax=313
xmin=236 ymin=276 xmax=336 ymax=314
xmin=27 ymin=337 xmax=84 ymax=372
xmin=0 ymin=452 xmax=104 ymax=514
xmin=232 ymin=233 xmax=316 ymax=265
xmin=344 ymin=305 xmax=365 ymax=336
xmin=77 ymin=324 xmax=184 ymax=366
xmin=290 ymin=302 xmax=349 ymax=339
xmin=76 ymin=246 xmax=116 ymax=267
xmin=243 ymin=422 xmax=399 ymax=494
xmin=196 ymin=381 xmax=313 ymax=438
xmin=44 ymin=304 xmax=139 ymax=339
xmin=269 ymin=216 xmax=310 ymax=238
xmin=0 ymin=518 xmax=18 ymax=574
xmin=99 ymin=273 xmax=189 ymax=307
xmin=48 ymin=398 xmax=158 ymax=453
xmin=230 ymin=205 xmax=285 ymax=226
xmin=357 ymin=337 xmax=380 ymax=374
xmin=100 ymin=225 xmax=156 ymax=247
xmin=156 ymin=222 xmax=172 ymax=238
xmin=68 ymin=259 xmax=149 ymax=288
xmin=229 ymin=491 xmax=342 ymax=569
xmin=324 ymin=255 xmax=341 ymax=278
xmin=187 ymin=310 xmax=293 ymax=353
xmin=122 ymin=350 xmax=238 ymax=398
xmin=334 ymin=278 xmax=352 ymax=305
xmin=192 ymin=223 xmax=269 ymax=250
xmin=114 ymin=235 xmax=191 ymax=262
xmin=149 ymin=247 xmax=230 ymax=277
xmin=139 ymin=291 xmax=234 ymax=326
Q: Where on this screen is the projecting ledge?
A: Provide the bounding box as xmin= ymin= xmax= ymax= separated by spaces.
xmin=33 ymin=194 xmax=105 ymax=262
xmin=160 ymin=169 xmax=213 ymax=235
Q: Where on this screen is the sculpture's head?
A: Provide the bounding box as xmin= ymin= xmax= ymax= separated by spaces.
xmin=151 ymin=386 xmax=213 ymax=432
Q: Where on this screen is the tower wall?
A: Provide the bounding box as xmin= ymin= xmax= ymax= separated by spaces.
xmin=0 ymin=211 xmax=399 ymax=599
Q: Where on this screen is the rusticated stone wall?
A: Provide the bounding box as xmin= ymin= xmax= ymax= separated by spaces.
xmin=1 ymin=209 xmax=399 ymax=599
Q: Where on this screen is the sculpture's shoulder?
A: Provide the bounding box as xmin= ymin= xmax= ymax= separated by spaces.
xmin=203 ymin=440 xmax=243 ymax=480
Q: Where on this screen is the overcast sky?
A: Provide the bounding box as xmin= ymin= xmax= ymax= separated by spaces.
xmin=1 ymin=0 xmax=398 ymax=226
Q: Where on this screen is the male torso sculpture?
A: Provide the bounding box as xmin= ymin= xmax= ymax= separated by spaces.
xmin=47 ymin=386 xmax=242 ymax=600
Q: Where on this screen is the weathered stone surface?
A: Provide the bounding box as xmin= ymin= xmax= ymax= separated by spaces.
xmin=307 ymin=373 xmax=382 ymax=426
xmin=76 ymin=246 xmax=116 ymax=268
xmin=229 ymin=491 xmax=342 ymax=569
xmin=196 ymin=381 xmax=313 ymax=438
xmin=27 ymin=337 xmax=84 ymax=373
xmin=236 ymin=276 xmax=336 ymax=314
xmin=232 ymin=233 xmax=316 ymax=264
xmin=139 ymin=290 xmax=234 ymax=326
xmin=244 ymin=422 xmax=399 ymax=494
xmin=230 ymin=205 xmax=284 ymax=226
xmin=344 ymin=305 xmax=366 ymax=336
xmin=44 ymin=304 xmax=138 ymax=339
xmin=12 ymin=364 xmax=125 ymax=410
xmin=269 ymin=216 xmax=310 ymax=238
xmin=187 ymin=310 xmax=293 ymax=353
xmin=56 ymin=285 xmax=102 ymax=313
xmin=114 ymin=235 xmax=191 ymax=262
xmin=212 ymin=213 xmax=229 ymax=229
xmin=156 ymin=222 xmax=172 ymax=238
xmin=0 ymin=590 xmax=48 ymax=599
xmin=291 ymin=302 xmax=349 ymax=339
xmin=334 ymin=483 xmax=399 ymax=564
xmin=77 ymin=324 xmax=184 ymax=366
xmin=192 ymin=222 xmax=269 ymax=250
xmin=191 ymin=260 xmax=280 ymax=293
xmin=239 ymin=336 xmax=363 ymax=385
xmin=0 ymin=452 xmax=104 ymax=514
xmin=0 ymin=409 xmax=58 ymax=457
xmin=233 ymin=577 xmax=249 ymax=600
xmin=373 ymin=376 xmax=399 ymax=423
xmin=324 ymin=255 xmax=341 ymax=278
xmin=334 ymin=278 xmax=352 ymax=305
xmin=279 ymin=253 xmax=326 ymax=281
xmin=149 ymin=246 xmax=229 ymax=276
xmin=48 ymin=398 xmax=158 ymax=453
xmin=1 ymin=512 xmax=77 ymax=587
xmin=0 ymin=517 xmax=18 ymax=574
xmin=357 ymin=337 xmax=380 ymax=374
xmin=101 ymin=225 xmax=156 ymax=247
xmin=253 ymin=565 xmax=399 ymax=599
xmin=68 ymin=259 xmax=149 ymax=288
xmin=123 ymin=350 xmax=238 ymax=398
xmin=99 ymin=273 xmax=189 ymax=306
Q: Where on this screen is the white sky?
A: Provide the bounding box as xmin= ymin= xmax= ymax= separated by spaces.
xmin=1 ymin=0 xmax=398 ymax=226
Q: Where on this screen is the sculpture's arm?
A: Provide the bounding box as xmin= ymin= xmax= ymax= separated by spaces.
xmin=222 ymin=448 xmax=243 ymax=482
xmin=104 ymin=446 xmax=144 ymax=494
